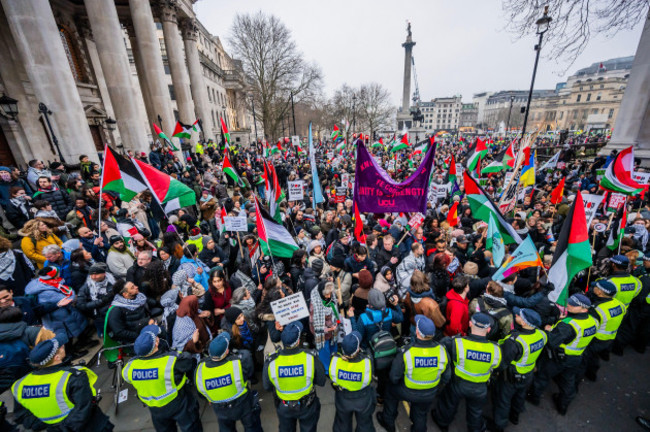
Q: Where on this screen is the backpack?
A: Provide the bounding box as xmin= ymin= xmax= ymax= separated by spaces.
xmin=477 ymin=298 xmax=511 ymax=341
xmin=366 ymin=310 xmax=397 ymax=370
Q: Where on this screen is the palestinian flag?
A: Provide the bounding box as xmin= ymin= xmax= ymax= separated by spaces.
xmin=220 ymin=117 xmax=231 ymax=145
xmin=354 ymin=202 xmax=367 ymax=245
xmin=192 ymin=119 xmax=202 ymax=133
xmin=371 ymin=139 xmax=383 ymax=149
xmin=254 ymin=197 xmax=298 ymax=258
xmin=132 ymin=158 xmax=196 ymax=213
xmin=467 ymin=137 xmax=487 ymax=171
xmin=606 ymin=205 xmax=626 ymax=251
xmin=223 ymin=151 xmax=245 ymax=187
xmin=335 ymin=141 xmax=345 ymax=153
xmin=503 ymin=140 xmax=516 ymax=169
xmin=101 ymin=145 xmax=148 ymax=202
xmin=153 ymin=123 xmax=178 ymax=151
xmin=331 ymin=125 xmax=341 ymax=141
xmin=217 ymin=206 xmax=227 ymax=235
xmin=464 ymin=171 xmax=522 ymax=244
xmin=599 ymin=146 xmax=646 ymax=196
xmin=447 ymin=201 xmax=460 ymax=227
xmin=391 ymin=133 xmax=409 ymax=152
xmin=263 ymin=159 xmax=285 ymax=223
xmin=448 ymin=155 xmax=457 ymax=184
xmin=172 ymin=121 xmax=192 ymax=139
xmin=550 ymin=178 xmax=565 ymax=205
xmin=547 ymin=190 xmax=592 ymax=306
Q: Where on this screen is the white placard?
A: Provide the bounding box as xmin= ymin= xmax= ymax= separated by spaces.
xmin=270 ymin=292 xmax=309 ymax=326
xmin=224 ymin=216 xmax=248 ymax=232
xmin=288 ymin=180 xmax=304 ymax=201
xmin=503 ymin=172 xmax=514 ymax=188
xmin=327 ymin=151 xmax=334 ymax=160
xmin=582 ymin=193 xmax=606 ymax=226
xmin=633 ymin=171 xmax=650 ymax=185
xmin=341 ymin=173 xmax=350 ymax=187
xmin=118 ymin=389 xmax=128 ymax=404
xmin=291 ymin=136 xmax=300 ymax=147
xmin=455 ymin=163 xmax=464 ymax=178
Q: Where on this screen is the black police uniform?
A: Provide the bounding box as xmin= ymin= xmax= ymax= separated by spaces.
xmin=613 ymin=268 xmax=650 ymax=353
xmin=331 ymin=350 xmax=376 ymax=432
xmin=262 ymin=346 xmax=326 ymax=432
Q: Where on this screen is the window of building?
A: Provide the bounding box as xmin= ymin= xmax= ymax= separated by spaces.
xmin=596 ymin=93 xmax=602 ymax=101
xmin=576 ymin=94 xmax=581 ymax=102
xmin=608 ymin=108 xmax=614 ymax=119
xmin=600 ymin=84 xmax=604 ymax=89
xmin=163 ymin=64 xmax=171 ymax=75
xmin=59 ymin=26 xmax=86 ymax=82
xmin=586 ymin=93 xmax=591 ymax=102
xmin=207 ymin=87 xmax=211 ymax=102
xmin=168 ymin=85 xmax=176 ymax=101
xmin=592 ymin=108 xmax=598 ymax=114
xmin=559 ymin=111 xmax=564 ymax=120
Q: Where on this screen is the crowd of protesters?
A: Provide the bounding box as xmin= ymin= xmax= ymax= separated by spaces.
xmin=1 ymin=131 xmax=649 ymax=432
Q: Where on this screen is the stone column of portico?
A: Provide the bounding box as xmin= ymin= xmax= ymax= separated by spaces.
xmin=129 ymin=0 xmax=175 ymax=140
xmin=158 ymin=1 xmax=195 ymax=127
xmin=1 ymin=0 xmax=99 ymax=162
xmin=83 ymin=0 xmax=149 ymax=153
xmin=181 ymin=18 xmax=213 ymax=141
xmin=604 ymin=11 xmax=650 ymax=164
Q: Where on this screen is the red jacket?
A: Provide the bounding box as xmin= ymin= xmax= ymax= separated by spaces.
xmin=444 ymin=289 xmax=469 ymax=337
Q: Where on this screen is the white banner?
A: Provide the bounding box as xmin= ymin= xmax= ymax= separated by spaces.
xmin=223 ymin=216 xmax=248 ymax=232
xmin=288 ymin=180 xmax=305 ymax=201
xmin=582 ymin=193 xmax=605 ymax=226
xmin=270 ymin=292 xmax=309 ymax=326
xmin=291 ymin=135 xmax=300 ymax=147
xmin=341 ymin=173 xmax=349 ymax=187
xmin=633 ymin=171 xmax=650 ymax=185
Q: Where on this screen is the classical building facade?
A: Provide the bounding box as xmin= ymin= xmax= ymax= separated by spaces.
xmin=0 ymin=0 xmax=255 ymax=167
xmin=459 ymin=103 xmax=478 ymax=128
xmin=420 ymin=96 xmax=462 ymax=133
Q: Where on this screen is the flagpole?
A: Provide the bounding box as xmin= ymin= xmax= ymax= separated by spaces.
xmin=618 ymin=196 xmax=628 ymax=254
xmin=97 ymin=144 xmax=108 ymax=235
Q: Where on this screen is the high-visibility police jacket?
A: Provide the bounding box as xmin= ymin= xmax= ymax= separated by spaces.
xmin=122 ymin=352 xmax=187 ymax=408
xmin=12 ymin=366 xmax=98 ymax=425
xmin=329 ymin=354 xmax=373 ymax=392
xmin=195 ymin=356 xmax=248 ymax=403
xmin=195 ymin=143 xmax=204 ymax=155
xmin=592 ymin=297 xmax=627 ymax=341
xmin=452 ymin=336 xmax=501 ymax=383
xmin=554 ymin=314 xmax=598 ymax=356
xmin=267 ymin=350 xmax=316 ymax=401
xmin=505 ymin=329 xmax=548 ymax=374
xmin=403 ymin=343 xmax=449 ymax=390
xmin=608 ymin=274 xmax=642 ymax=307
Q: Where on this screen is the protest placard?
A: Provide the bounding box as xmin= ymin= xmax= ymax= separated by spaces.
xmin=223 ymin=216 xmax=248 ymax=232
xmin=291 ymin=136 xmax=300 ymax=147
xmin=288 ymin=180 xmax=304 ymax=201
xmin=408 ymin=213 xmax=425 ymax=231
xmin=334 ymin=186 xmax=347 ymax=203
xmin=582 ymin=193 xmax=605 ymax=226
xmin=633 ymin=171 xmax=650 ymax=185
xmin=607 ymin=192 xmax=627 ymax=213
xmin=341 ymin=173 xmax=349 ymax=187
xmin=270 ymin=292 xmax=309 ymax=326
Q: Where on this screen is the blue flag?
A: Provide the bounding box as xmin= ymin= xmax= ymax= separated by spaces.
xmin=486 ymin=213 xmax=505 ymax=267
xmin=309 ymin=122 xmax=324 ymax=210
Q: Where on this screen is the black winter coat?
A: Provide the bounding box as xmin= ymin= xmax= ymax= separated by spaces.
xmin=4 ymin=200 xmax=32 ymax=229
xmin=77 ymin=280 xmax=114 ymax=324
xmin=0 ymin=250 xmax=34 ymax=297
xmin=107 ymin=301 xmax=153 ymax=343
xmin=34 ymin=188 xmax=73 ymax=219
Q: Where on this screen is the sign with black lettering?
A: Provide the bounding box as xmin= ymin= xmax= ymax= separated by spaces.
xmin=288 ymin=181 xmax=304 ymax=201
xmin=270 ymin=292 xmax=309 ymax=326
xmin=224 ymin=216 xmax=248 ymax=232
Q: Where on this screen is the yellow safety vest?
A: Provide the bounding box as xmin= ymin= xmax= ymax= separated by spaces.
xmin=122 ymin=353 xmax=187 ymax=408
xmin=510 ymin=330 xmax=547 ymax=374
xmin=609 ymin=275 xmax=642 ymax=307
xmin=403 ymin=344 xmax=448 ymax=390
xmin=196 ymin=143 xmax=204 ymax=155
xmin=594 ymin=298 xmax=627 ymax=341
xmin=186 ymin=236 xmax=204 ymax=253
xmin=555 ymin=315 xmax=598 ymax=356
xmin=195 ymin=358 xmax=248 ymax=403
xmin=329 ymin=355 xmax=372 ymax=392
xmin=12 ymin=367 xmax=98 ymax=424
xmin=453 ymin=337 xmax=501 ymax=383
xmin=268 ymin=351 xmax=315 ymax=401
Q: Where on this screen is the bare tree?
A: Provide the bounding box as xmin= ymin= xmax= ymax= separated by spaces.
xmin=229 ymin=12 xmax=323 ymax=141
xmin=502 ymin=0 xmax=649 ymax=68
xmin=357 ymin=83 xmax=395 ymax=138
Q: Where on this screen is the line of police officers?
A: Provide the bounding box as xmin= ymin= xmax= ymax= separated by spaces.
xmin=8 ymin=252 xmax=647 ymax=432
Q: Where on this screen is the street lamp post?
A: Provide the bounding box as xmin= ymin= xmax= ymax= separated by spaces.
xmin=505 ymin=95 xmax=515 ymax=138
xmin=520 ymin=6 xmax=552 ymax=142
xmin=38 ymin=102 xmax=66 ymax=163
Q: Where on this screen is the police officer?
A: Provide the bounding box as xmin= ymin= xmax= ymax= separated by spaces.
xmin=195 ymin=332 xmax=262 ymax=432
xmin=606 ymin=255 xmax=642 ymax=307
xmin=491 ymin=308 xmax=547 ymax=432
xmin=528 ymin=294 xmax=598 ymax=415
xmin=263 ymin=321 xmax=326 ymax=432
xmin=329 ymin=331 xmax=376 ymax=432
xmin=122 ymin=325 xmax=202 ymax=432
xmin=581 ymin=280 xmax=627 ymax=381
xmin=432 ymin=312 xmax=501 ymax=432
xmin=12 ymin=334 xmax=113 ymax=431
xmin=377 ymin=315 xmax=450 ymax=432
xmin=613 ymin=251 xmax=650 ymax=355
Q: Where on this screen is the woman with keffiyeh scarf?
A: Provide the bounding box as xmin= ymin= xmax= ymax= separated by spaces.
xmin=171 ymin=295 xmax=212 ymax=353
xmin=310 ymin=280 xmax=340 ymax=373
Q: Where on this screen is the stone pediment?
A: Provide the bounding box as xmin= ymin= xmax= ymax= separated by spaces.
xmin=84 ymin=104 xmax=107 ymax=118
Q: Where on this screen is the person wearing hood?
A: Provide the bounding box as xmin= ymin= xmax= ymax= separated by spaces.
xmin=0 ymin=306 xmax=40 ymax=393
xmin=172 ymin=295 xmax=212 ymax=354
xmin=0 ymin=236 xmax=34 ymax=296
xmin=32 ymin=176 xmax=73 ymax=220
xmin=106 ymin=236 xmax=135 ymax=279
xmin=199 ymin=235 xmax=229 ymax=268
xmin=310 ymin=280 xmax=340 ymax=372
xmin=26 ymin=159 xmax=51 ymax=191
xmin=76 ymin=263 xmax=115 ymax=336
xmin=404 ymin=270 xmax=446 ymax=331
xmin=4 ymin=186 xmax=33 ymax=229
xmin=0 ymin=166 xmax=32 ymax=204
xmin=307 ymin=240 xmax=331 ymax=276
xmin=374 ymin=266 xmax=398 ymax=299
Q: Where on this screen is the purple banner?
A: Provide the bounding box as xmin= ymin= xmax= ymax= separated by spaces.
xmin=353 ymin=142 xmax=436 ymax=213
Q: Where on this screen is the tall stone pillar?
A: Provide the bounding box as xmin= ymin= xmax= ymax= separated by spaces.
xmin=1 ymin=0 xmax=99 ymax=162
xmin=181 ymin=18 xmax=212 ymax=140
xmin=83 ymin=0 xmax=149 ymax=153
xmin=605 ymin=12 xmax=650 ymax=164
xmin=158 ymin=1 xmax=195 ymax=126
xmin=401 ymin=36 xmax=415 ymax=113
xmin=129 ymin=0 xmax=175 ymax=138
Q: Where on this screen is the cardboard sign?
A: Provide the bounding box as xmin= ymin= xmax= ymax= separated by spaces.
xmin=288 ymin=180 xmax=304 ymax=201
xmin=633 ymin=171 xmax=650 ymax=185
xmin=334 ymin=186 xmax=347 ymax=203
xmin=291 ymin=136 xmax=300 ymax=147
xmin=270 ymin=292 xmax=309 ymax=326
xmin=223 ymin=216 xmax=248 ymax=232
xmin=408 ymin=213 xmax=425 ymax=231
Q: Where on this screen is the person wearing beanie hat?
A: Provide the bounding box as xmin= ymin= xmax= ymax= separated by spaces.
xmin=377 ymin=314 xmax=450 ymax=432
xmin=198 ymin=235 xmax=229 ymax=269
xmin=433 ymin=312 xmax=501 ymax=432
xmin=329 ymin=330 xmax=376 ymax=432
xmin=604 ymin=254 xmax=642 ymax=308
xmin=221 ymin=306 xmax=255 ymax=352
xmin=490 ymin=307 xmax=547 ymax=430
xmin=122 ymin=325 xmax=202 ymax=432
xmin=263 ymin=319 xmax=326 ymax=432
xmin=77 ymin=262 xmax=115 ymax=336
xmin=12 ymin=333 xmax=114 ymax=431
xmin=528 ymin=293 xmax=599 ymax=416
xmin=194 ymin=332 xmax=262 ymax=432
xmin=578 ymin=279 xmax=627 ymax=383
xmin=185 ymin=226 xmax=205 ymax=253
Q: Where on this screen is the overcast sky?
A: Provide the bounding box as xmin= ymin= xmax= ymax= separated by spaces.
xmin=195 ymin=0 xmax=643 ymax=106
